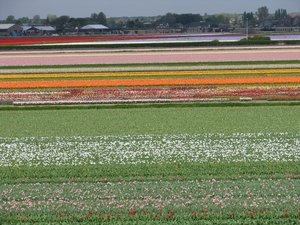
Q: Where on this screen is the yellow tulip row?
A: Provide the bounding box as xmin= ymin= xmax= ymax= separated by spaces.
xmin=1 ymin=68 xmax=300 ymax=79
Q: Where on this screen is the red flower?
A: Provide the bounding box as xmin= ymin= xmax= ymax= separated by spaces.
xmin=166 ymin=211 xmax=175 ymax=220
xmin=285 ymin=213 xmax=289 ymax=217
xmin=249 ymin=212 xmax=254 ymax=217
xmin=143 ymin=211 xmax=147 ymax=215
xmin=129 ymin=210 xmax=136 ymax=215
xmin=107 ymin=215 xmax=111 ymax=219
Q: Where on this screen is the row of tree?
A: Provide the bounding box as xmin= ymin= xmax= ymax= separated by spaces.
xmin=242 ymin=7 xmax=293 ymax=26
xmin=2 ymin=6 xmax=292 ymax=31
xmin=275 ymin=8 xmax=288 ymax=19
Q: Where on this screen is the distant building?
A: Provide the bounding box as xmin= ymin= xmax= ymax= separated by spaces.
xmin=260 ymin=19 xmax=277 ymax=27
xmin=277 ymin=17 xmax=293 ymax=27
xmin=260 ymin=16 xmax=300 ymax=28
xmin=22 ymin=25 xmax=56 ymax=35
xmin=291 ymin=16 xmax=299 ymax=26
xmin=0 ymin=24 xmax=23 ymax=36
xmin=156 ymin=23 xmax=169 ymax=29
xmin=174 ymin=23 xmax=185 ymax=29
xmin=34 ymin=26 xmax=56 ymax=35
xmin=185 ymin=22 xmax=210 ymax=33
xmin=80 ymin=24 xmax=109 ymax=33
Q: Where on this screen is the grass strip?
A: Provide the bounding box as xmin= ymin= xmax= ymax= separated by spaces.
xmin=1 ymin=104 xmax=300 ymax=136
xmin=1 ymin=60 xmax=300 ymax=70
xmin=2 ymin=69 xmax=300 ymax=79
xmin=1 ymin=161 xmax=299 ymax=184
xmin=1 ymin=101 xmax=300 ymax=111
xmin=2 ymin=212 xmax=300 ymax=224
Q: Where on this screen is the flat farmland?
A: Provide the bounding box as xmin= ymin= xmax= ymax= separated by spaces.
xmin=1 ymin=104 xmax=300 ymax=224
xmin=0 ymin=43 xmax=300 ymax=224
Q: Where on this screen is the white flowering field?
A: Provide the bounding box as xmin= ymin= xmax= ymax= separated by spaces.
xmin=1 ymin=133 xmax=300 ymax=166
xmin=1 ymin=104 xmax=300 ymax=224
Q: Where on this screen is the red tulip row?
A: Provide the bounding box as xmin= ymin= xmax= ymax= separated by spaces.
xmin=0 ymin=35 xmax=174 ymax=45
xmin=1 ymin=86 xmax=299 ymax=104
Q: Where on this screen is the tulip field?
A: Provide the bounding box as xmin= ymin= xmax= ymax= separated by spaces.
xmin=1 ymin=105 xmax=300 ymax=224
xmin=1 ymin=62 xmax=300 ymax=104
xmin=0 ymin=35 xmax=175 ymax=46
xmin=1 ymin=45 xmax=300 ymax=224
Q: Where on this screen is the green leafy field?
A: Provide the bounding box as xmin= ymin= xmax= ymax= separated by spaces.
xmin=1 ymin=104 xmax=300 ymax=137
xmin=0 ymin=104 xmax=300 ymax=224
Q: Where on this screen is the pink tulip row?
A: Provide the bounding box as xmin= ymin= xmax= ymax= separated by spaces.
xmin=1 ymin=85 xmax=299 ymax=105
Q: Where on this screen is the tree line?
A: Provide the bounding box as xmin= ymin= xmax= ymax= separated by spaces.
xmin=2 ymin=6 xmax=295 ymax=31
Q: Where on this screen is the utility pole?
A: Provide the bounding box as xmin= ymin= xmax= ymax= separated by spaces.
xmin=246 ymin=18 xmax=248 ymax=40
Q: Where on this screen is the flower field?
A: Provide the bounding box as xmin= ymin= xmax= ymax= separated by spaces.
xmin=1 ymin=50 xmax=300 ymax=224
xmin=1 ymin=65 xmax=300 ymax=104
xmin=0 ymin=35 xmax=173 ymax=45
xmin=2 ymin=133 xmax=300 ymax=166
xmin=1 ymin=103 xmax=300 ymax=224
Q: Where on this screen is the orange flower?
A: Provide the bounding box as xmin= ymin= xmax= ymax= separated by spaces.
xmin=1 ymin=76 xmax=300 ymax=89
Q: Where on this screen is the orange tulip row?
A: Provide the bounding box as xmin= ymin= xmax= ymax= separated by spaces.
xmin=1 ymin=77 xmax=300 ymax=89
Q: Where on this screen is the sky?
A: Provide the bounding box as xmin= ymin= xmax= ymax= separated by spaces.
xmin=0 ymin=0 xmax=299 ymax=20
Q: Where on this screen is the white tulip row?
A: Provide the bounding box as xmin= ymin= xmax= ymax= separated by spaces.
xmin=13 ymin=98 xmax=229 ymax=105
xmin=1 ymin=132 xmax=299 ymax=166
